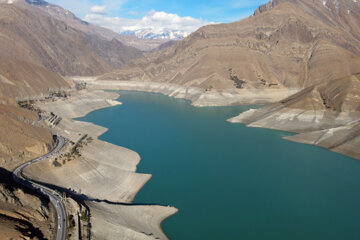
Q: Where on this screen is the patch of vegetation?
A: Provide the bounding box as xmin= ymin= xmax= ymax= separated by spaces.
xmin=260 ymin=79 xmax=266 ymax=85
xmin=229 ymin=68 xmax=246 ymax=88
xmin=205 ymin=85 xmax=213 ymax=91
xmin=68 ymin=214 xmax=76 ymax=230
xmin=80 ymin=211 xmax=89 ymax=222
xmin=53 ymin=159 xmax=62 ymax=167
xmin=71 ymin=134 xmax=88 ymax=157
xmin=86 ymin=136 xmax=93 ymax=143
xmin=231 ymin=75 xmax=246 ymax=88
xmin=268 ymin=83 xmax=278 ymax=87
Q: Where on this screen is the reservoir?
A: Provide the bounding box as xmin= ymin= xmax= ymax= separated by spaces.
xmin=79 ymin=91 xmax=360 ymax=240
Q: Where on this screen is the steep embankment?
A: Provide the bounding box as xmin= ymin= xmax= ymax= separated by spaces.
xmin=0 ymin=3 xmax=142 ymax=76
xmin=100 ymin=0 xmax=360 ymax=90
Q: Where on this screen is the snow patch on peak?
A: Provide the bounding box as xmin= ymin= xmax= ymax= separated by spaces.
xmin=122 ymin=28 xmax=187 ymax=40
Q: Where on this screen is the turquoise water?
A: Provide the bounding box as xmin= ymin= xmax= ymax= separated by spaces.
xmin=79 ymin=91 xmax=360 ymax=240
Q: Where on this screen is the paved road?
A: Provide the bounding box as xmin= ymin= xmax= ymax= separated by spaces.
xmin=13 ymin=136 xmax=67 ymax=240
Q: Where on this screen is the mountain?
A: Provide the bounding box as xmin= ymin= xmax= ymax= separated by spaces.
xmin=100 ymin=0 xmax=360 ymax=159
xmin=101 ymin=0 xmax=360 ymax=91
xmin=2 ymin=0 xmax=173 ymax=51
xmin=122 ymin=28 xmax=186 ymax=40
xmin=0 ymin=0 xmax=142 ymax=173
xmin=0 ymin=3 xmax=142 ymax=76
xmin=150 ymin=40 xmax=178 ymax=52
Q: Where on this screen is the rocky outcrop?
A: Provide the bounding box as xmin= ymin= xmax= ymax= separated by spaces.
xmin=0 ymin=168 xmax=55 ymax=240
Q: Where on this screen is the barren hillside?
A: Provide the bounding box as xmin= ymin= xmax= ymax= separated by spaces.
xmin=0 ymin=60 xmax=72 ymax=99
xmin=3 ymin=0 xmax=171 ymax=51
xmin=0 ymin=3 xmax=142 ymax=76
xmin=101 ymin=0 xmax=360 ymax=91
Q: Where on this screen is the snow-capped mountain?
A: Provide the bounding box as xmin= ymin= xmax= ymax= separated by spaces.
xmin=121 ymin=28 xmax=187 ymax=40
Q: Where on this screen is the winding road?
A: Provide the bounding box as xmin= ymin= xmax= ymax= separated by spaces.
xmin=13 ymin=136 xmax=67 ymax=240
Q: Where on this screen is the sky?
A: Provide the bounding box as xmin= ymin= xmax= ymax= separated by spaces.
xmin=47 ymin=0 xmax=269 ymax=35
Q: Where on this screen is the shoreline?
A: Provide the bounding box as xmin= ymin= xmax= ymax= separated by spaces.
xmin=24 ymin=84 xmax=359 ymax=239
xmin=72 ymin=78 xmax=360 ymax=160
xmin=228 ymin=105 xmax=360 ymax=160
xmin=72 ymin=77 xmax=299 ymax=107
xmin=25 ymin=89 xmax=178 ymax=240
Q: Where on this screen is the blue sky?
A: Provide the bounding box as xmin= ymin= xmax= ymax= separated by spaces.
xmin=47 ymin=0 xmax=269 ymax=35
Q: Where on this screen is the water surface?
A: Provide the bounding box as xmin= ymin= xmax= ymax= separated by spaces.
xmin=79 ymin=91 xmax=360 ymax=240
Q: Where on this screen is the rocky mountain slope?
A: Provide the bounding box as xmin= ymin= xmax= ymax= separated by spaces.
xmin=0 ymin=3 xmax=142 ymax=76
xmin=4 ymin=0 xmax=172 ymax=51
xmin=0 ymin=99 xmax=54 ymax=170
xmin=0 ymin=59 xmax=70 ymax=169
xmin=0 ymin=168 xmax=55 ymax=240
xmin=100 ymin=0 xmax=360 ymax=160
xmin=101 ymin=0 xmax=360 ymax=90
xmin=0 ymin=60 xmax=72 ymax=99
xmin=0 ymin=100 xmax=56 ymax=239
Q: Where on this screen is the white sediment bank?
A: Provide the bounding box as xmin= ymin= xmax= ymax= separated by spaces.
xmin=228 ymin=104 xmax=360 ymax=160
xmin=72 ymin=77 xmax=299 ymax=107
xmin=71 ymin=78 xmax=360 ymax=159
xmin=24 ymin=89 xmax=177 ymax=240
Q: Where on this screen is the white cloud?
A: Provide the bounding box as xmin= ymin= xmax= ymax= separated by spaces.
xmin=84 ymin=10 xmax=213 ymax=36
xmin=90 ymin=5 xmax=107 ymax=15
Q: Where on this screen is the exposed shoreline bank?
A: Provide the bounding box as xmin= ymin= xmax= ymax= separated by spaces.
xmin=72 ymin=77 xmax=299 ymax=107
xmin=72 ymin=78 xmax=360 ymax=160
xmin=25 ymin=82 xmax=359 ymax=239
xmin=228 ymin=105 xmax=360 ymax=160
xmin=24 ymin=89 xmax=178 ymax=240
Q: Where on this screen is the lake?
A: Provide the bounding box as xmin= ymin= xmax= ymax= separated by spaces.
xmin=79 ymin=91 xmax=360 ymax=240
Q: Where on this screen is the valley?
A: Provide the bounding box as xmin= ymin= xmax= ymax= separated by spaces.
xmin=0 ymin=0 xmax=359 ymax=239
